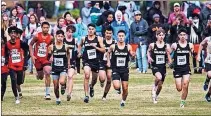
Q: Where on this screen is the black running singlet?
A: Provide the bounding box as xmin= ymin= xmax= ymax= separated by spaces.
xmin=83 ymin=35 xmax=100 ymax=62
xmin=111 ymin=43 xmax=129 ymax=72
xmin=52 ymin=44 xmax=68 ymax=73
xmin=151 ymin=43 xmax=167 ymax=67
xmin=174 ymin=43 xmax=190 ymax=70
xmin=100 ymin=39 xmax=115 ymax=62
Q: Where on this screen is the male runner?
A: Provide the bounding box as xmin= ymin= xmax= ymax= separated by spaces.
xmin=29 ymin=22 xmax=53 ymax=100
xmin=197 ymin=36 xmax=211 ymax=102
xmin=147 ymin=29 xmax=171 ymax=104
xmin=78 ymin=23 xmax=105 ymax=103
xmin=171 ymin=28 xmax=194 ymax=108
xmin=107 ymin=30 xmax=135 ymax=107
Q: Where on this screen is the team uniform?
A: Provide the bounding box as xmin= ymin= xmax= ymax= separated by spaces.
xmin=99 ymin=39 xmax=115 ymax=70
xmin=151 ymin=43 xmax=167 ymax=81
xmin=51 ymin=43 xmax=68 ymax=80
xmin=205 ymin=37 xmax=211 ymax=72
xmin=173 ymin=43 xmax=191 ymax=78
xmin=111 ymin=44 xmax=130 ymax=81
xmin=64 ymin=38 xmax=76 ymax=69
xmin=82 ymin=35 xmax=100 ymax=72
xmin=1 ymin=43 xmax=9 ymax=101
xmin=34 ymin=32 xmax=52 ymax=71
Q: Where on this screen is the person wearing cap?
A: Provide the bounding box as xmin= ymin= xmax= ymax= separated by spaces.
xmin=201 ymin=1 xmax=211 ymax=26
xmin=130 ymin=10 xmax=149 ymax=73
xmin=81 ymin=1 xmax=92 ymax=25
xmin=27 ymin=8 xmax=35 ymax=18
xmin=5 ymin=26 xmax=29 ymax=104
xmin=144 ymin=1 xmax=165 ymax=26
xmin=34 ymin=2 xmax=47 ymax=22
xmin=1 ymin=1 xmax=10 ymax=16
xmin=148 ymin=14 xmax=167 ymax=44
xmin=168 ymin=2 xmax=188 ymax=25
xmin=16 ymin=3 xmax=29 ymax=30
xmin=188 ymin=13 xmax=204 ymax=74
xmin=171 ymin=28 xmax=194 ymax=108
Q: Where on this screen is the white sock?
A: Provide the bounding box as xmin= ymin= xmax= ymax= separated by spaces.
xmin=121 ymin=100 xmax=125 ymax=104
xmin=46 ymin=87 xmax=50 ymax=95
xmin=56 ymin=98 xmax=60 ymax=101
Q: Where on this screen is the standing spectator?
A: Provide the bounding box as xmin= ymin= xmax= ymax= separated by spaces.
xmin=188 ymin=13 xmax=203 ymax=74
xmin=186 ymin=1 xmax=201 ymax=19
xmin=25 ymin=14 xmax=40 ymax=74
xmin=81 ymin=1 xmax=92 ymax=25
xmin=100 ymin=1 xmax=114 ymax=13
xmin=169 ymin=14 xmax=187 ymax=44
xmin=144 ymin=1 xmax=165 ymax=25
xmin=16 ymin=4 xmax=29 ymax=30
xmin=1 ymin=1 xmax=10 ymax=16
xmin=201 ymin=2 xmax=211 ymax=26
xmin=148 ymin=14 xmax=166 ymax=44
xmin=111 ymin=10 xmax=129 ymax=43
xmin=64 ymin=12 xmax=76 ymax=26
xmin=74 ymin=17 xmax=88 ymax=43
xmin=118 ymin=1 xmax=137 ymax=20
xmin=1 ymin=13 xmax=9 ymax=38
xmin=27 ymin=8 xmax=35 ymax=18
xmin=5 ymin=18 xmax=22 ymax=41
xmin=101 ymin=11 xmax=114 ymax=37
xmin=37 ymin=16 xmax=53 ymax=34
xmin=90 ymin=2 xmax=102 ymax=36
xmin=130 ymin=11 xmax=148 ymax=73
xmin=34 ymin=2 xmax=47 ymax=21
xmin=168 ymin=3 xmax=188 ymax=25
xmin=53 ymin=17 xmax=66 ymax=35
xmin=203 ymin=14 xmax=211 ymax=37
xmin=10 ymin=7 xmax=22 ymax=29
xmin=118 ymin=5 xmax=130 ymax=28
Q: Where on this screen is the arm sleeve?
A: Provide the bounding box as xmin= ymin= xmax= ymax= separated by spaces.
xmin=20 ymin=41 xmax=30 ymax=61
xmin=4 ymin=45 xmax=9 ymax=65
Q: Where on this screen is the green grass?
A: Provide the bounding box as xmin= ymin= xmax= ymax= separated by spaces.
xmin=2 ymin=68 xmax=211 ymax=115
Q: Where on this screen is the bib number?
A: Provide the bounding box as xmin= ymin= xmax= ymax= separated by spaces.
xmin=156 ymin=55 xmax=165 ymax=64
xmin=69 ymin=49 xmax=72 ymax=59
xmin=37 ymin=48 xmax=46 ymax=57
xmin=12 ymin=53 xmax=21 ymax=63
xmin=177 ymin=55 xmax=187 ymax=65
xmin=87 ymin=49 xmax=96 ymax=59
xmin=1 ymin=56 xmax=5 ymax=66
xmin=54 ymin=58 xmax=64 ymax=66
xmin=117 ymin=57 xmax=126 ymax=67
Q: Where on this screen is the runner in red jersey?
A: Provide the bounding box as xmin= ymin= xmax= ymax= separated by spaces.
xmin=6 ymin=26 xmax=29 ymax=104
xmin=1 ymin=37 xmax=9 ymax=102
xmin=29 ymin=22 xmax=53 ymax=100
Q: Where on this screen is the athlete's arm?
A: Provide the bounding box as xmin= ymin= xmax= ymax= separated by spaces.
xmin=147 ymin=43 xmax=154 ymax=64
xmin=29 ymin=34 xmax=38 ymax=64
xmin=48 ymin=44 xmax=53 ymax=62
xmin=77 ymin=37 xmax=84 ymax=57
xmin=189 ymin=43 xmax=194 ymax=57
xmin=128 ymin=44 xmax=136 ymax=57
xmin=197 ymin=37 xmax=209 ymax=61
xmin=171 ymin=43 xmax=177 ymax=51
xmin=20 ymin=40 xmax=30 ymax=61
xmin=65 ymin=44 xmax=71 ymax=68
xmin=166 ymin=44 xmax=172 ymax=64
xmin=4 ymin=44 xmax=9 ymax=65
xmin=107 ymin=44 xmax=115 ymax=67
xmin=94 ymin=36 xmax=105 ymax=53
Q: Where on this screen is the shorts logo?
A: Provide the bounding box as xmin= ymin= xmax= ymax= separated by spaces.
xmin=175 ymin=75 xmax=179 ymax=77
xmin=113 ymin=72 xmax=117 ymax=74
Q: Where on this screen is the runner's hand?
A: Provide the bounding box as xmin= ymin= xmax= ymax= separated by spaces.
xmin=31 ymin=55 xmax=37 ymax=65
xmin=148 ymin=57 xmax=154 ymax=64
xmin=107 ymin=62 xmax=111 ymax=67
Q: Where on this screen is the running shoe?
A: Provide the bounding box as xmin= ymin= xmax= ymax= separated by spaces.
xmin=84 ymin=96 xmax=89 ymax=103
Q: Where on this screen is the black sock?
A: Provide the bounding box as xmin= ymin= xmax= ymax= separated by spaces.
xmin=205 ymin=75 xmax=210 ymax=85
xmin=103 ymin=92 xmax=108 ymax=98
xmin=115 ymin=88 xmax=120 ymax=91
xmin=207 ymin=92 xmax=211 ymax=96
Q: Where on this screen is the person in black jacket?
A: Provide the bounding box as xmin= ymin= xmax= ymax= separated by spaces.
xmin=144 ymin=1 xmax=165 ymax=26
xmin=101 ymin=11 xmax=114 ymax=37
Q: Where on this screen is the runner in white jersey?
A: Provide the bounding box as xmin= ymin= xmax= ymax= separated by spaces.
xmin=197 ymin=36 xmax=211 ymax=102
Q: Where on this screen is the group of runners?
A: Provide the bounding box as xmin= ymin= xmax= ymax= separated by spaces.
xmin=1 ymin=21 xmax=211 ymax=108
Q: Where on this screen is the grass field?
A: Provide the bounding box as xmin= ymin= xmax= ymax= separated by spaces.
xmin=2 ymin=68 xmax=211 ymax=115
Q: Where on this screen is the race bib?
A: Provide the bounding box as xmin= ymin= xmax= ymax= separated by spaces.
xmin=116 ymin=57 xmax=126 ymax=67
xmin=11 ymin=53 xmax=21 ymax=63
xmin=1 ymin=56 xmax=5 ymax=66
xmin=69 ymin=49 xmax=72 ymax=59
xmin=156 ymin=55 xmax=165 ymax=64
xmin=87 ymin=49 xmax=96 ymax=59
xmin=206 ymin=54 xmax=211 ymax=64
xmin=37 ymin=48 xmax=46 ymax=57
xmin=177 ymin=55 xmax=187 ymax=65
xmin=54 ymin=58 xmax=64 ymax=66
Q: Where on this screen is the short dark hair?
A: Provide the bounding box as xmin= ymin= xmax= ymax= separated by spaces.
xmin=8 ymin=26 xmax=18 ymax=34
xmin=41 ymin=21 xmax=50 ymax=27
xmin=156 ymin=29 xmax=165 ymax=35
xmin=17 ymin=28 xmax=23 ymax=35
xmin=88 ymin=23 xmax=96 ymax=28
xmin=66 ymin=25 xmax=76 ymax=33
xmin=117 ymin=30 xmax=125 ymax=35
xmin=105 ymin=26 xmax=113 ymax=32
xmin=56 ymin=30 xmax=64 ymax=35
xmin=64 ymin=12 xmax=72 ymax=19
xmin=178 ymin=28 xmax=187 ymax=34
